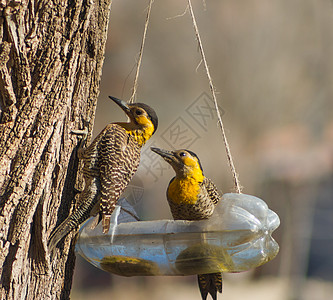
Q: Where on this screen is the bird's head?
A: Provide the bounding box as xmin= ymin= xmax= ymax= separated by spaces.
xmin=110 ymin=96 xmax=158 ymax=145
xmin=151 ymin=147 xmax=204 ymax=180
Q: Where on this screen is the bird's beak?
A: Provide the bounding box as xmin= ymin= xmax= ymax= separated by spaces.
xmin=109 ymin=96 xmax=132 ymax=117
xmin=151 ymin=147 xmax=176 ymax=163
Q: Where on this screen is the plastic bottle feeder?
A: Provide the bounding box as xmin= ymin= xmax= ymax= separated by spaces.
xmin=75 ymin=193 xmax=280 ymax=276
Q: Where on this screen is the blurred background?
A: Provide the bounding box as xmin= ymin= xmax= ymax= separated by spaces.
xmin=72 ymin=0 xmax=333 ymax=299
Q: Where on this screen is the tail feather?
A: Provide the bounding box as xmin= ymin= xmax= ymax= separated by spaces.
xmin=48 ymin=197 xmax=98 ymax=252
xmin=48 ymin=216 xmax=75 ymax=252
xmin=197 ymin=273 xmax=223 ymax=300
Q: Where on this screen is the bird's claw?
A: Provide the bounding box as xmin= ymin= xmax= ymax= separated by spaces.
xmin=71 ymin=127 xmax=89 ymax=157
xmin=71 ymin=129 xmax=88 ymax=138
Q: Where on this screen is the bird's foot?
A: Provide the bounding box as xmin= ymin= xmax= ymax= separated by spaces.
xmin=71 ymin=126 xmax=89 ymax=158
xmin=102 ymin=215 xmax=111 ymax=234
xmin=71 ymin=129 xmax=89 ymax=136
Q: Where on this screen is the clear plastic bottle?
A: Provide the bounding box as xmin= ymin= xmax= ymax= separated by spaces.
xmin=75 ymin=193 xmax=280 ymax=276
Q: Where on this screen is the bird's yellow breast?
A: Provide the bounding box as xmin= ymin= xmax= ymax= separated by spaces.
xmin=168 ymin=177 xmax=201 ymax=205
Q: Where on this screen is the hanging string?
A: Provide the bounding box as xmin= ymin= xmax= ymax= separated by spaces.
xmin=187 ymin=0 xmax=242 ymax=193
xmin=129 ymin=0 xmax=154 ymax=104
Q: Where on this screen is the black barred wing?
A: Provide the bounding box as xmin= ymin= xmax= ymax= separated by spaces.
xmin=203 ymin=177 xmax=221 ymax=205
xmin=98 ymin=125 xmax=141 ymax=233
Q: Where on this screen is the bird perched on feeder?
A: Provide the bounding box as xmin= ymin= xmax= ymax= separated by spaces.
xmin=151 ymin=147 xmax=223 ymax=300
xmin=48 ymin=96 xmax=158 ymax=251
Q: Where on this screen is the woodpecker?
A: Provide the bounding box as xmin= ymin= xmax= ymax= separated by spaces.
xmin=151 ymin=147 xmax=222 ymax=300
xmin=48 ymin=97 xmax=158 ymax=251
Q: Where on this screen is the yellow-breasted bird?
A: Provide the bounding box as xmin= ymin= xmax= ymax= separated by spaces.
xmin=48 ymin=97 xmax=158 ymax=251
xmin=151 ymin=147 xmax=222 ymax=300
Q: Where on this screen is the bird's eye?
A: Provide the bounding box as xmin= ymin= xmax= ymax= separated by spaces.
xmin=136 ymin=109 xmax=143 ymax=115
xmin=179 ymin=152 xmax=186 ymax=157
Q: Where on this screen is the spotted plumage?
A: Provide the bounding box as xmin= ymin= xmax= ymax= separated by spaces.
xmin=151 ymin=147 xmax=223 ymax=300
xmin=83 ymin=123 xmax=142 ymax=232
xmin=48 ymin=97 xmax=158 ymax=251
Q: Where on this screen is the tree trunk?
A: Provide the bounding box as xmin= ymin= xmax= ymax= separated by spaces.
xmin=0 ymin=0 xmax=112 ymax=299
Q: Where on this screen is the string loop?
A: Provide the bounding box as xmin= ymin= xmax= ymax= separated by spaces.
xmin=127 ymin=0 xmax=242 ymax=193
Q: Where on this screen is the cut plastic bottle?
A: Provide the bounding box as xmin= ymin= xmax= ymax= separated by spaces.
xmin=75 ymin=193 xmax=280 ymax=276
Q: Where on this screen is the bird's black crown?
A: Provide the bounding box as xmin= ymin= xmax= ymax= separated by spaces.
xmin=133 ymin=103 xmax=158 ymax=134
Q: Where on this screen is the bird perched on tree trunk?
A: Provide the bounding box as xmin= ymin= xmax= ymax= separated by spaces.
xmin=48 ymin=96 xmax=158 ymax=251
xmin=151 ymin=147 xmax=223 ymax=300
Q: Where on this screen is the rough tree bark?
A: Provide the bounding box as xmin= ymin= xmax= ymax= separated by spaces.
xmin=0 ymin=0 xmax=112 ymax=299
